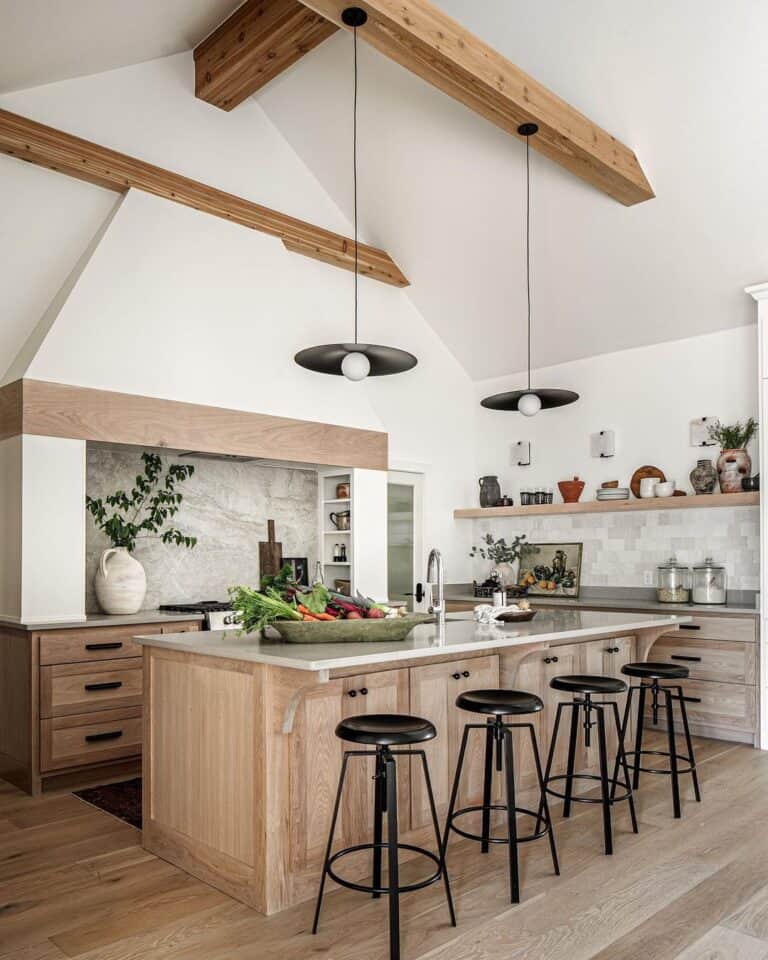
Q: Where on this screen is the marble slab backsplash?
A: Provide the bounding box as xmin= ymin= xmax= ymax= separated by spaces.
xmin=472 ymin=505 xmax=760 ymax=591
xmin=85 ymin=446 xmax=318 ymax=612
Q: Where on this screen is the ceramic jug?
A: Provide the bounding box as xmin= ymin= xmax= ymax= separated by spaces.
xmin=94 ymin=547 xmax=147 ymax=615
xmin=479 ymin=476 xmax=501 ymax=508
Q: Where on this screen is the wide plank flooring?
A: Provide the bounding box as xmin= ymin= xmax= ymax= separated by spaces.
xmin=1 ymin=734 xmax=768 ymax=960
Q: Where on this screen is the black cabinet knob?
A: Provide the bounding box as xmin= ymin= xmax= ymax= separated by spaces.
xmin=462 ymin=670 xmax=470 ymax=678
xmin=348 ymin=689 xmax=357 ymax=697
xmin=544 ymin=657 xmax=552 ymax=664
xmin=452 ymin=672 xmax=460 ymax=680
xmin=360 ymin=687 xmax=368 ymax=695
xmin=552 ymin=656 xmax=559 ymax=663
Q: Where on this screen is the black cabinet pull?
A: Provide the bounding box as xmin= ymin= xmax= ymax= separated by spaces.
xmin=671 ymin=654 xmax=702 ymax=662
xmin=85 ymin=642 xmax=123 ymax=651
xmin=462 ymin=671 xmax=470 ymax=678
xmin=452 ymin=672 xmax=461 ymax=680
xmin=680 ymin=624 xmax=701 ymax=631
xmin=85 ymin=729 xmax=123 ymax=743
xmin=552 ymin=656 xmax=559 ymax=663
xmin=348 ymin=689 xmax=357 ymax=697
xmin=682 ymin=696 xmax=702 ymax=704
xmin=84 ymin=681 xmax=122 ymax=691
xmin=360 ymin=688 xmax=368 ymax=696
xmin=544 ymin=657 xmax=552 ymax=664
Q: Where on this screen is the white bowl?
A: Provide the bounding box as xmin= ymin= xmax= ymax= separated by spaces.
xmin=655 ymin=481 xmax=676 ymax=497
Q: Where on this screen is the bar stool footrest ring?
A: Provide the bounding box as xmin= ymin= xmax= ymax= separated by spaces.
xmin=447 ymin=803 xmax=552 ymax=844
xmin=545 ymin=773 xmax=632 ymax=804
xmin=326 ymin=842 xmax=443 ymax=895
xmin=624 ymin=748 xmax=696 ymax=776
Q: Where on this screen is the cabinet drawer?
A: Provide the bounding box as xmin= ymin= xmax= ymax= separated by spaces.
xmin=645 ymin=678 xmax=756 ymax=734
xmin=40 ymin=658 xmax=143 ymax=718
xmin=39 ymin=627 xmax=148 ymax=666
xmin=668 ymin=616 xmax=757 ymax=644
xmin=651 ymin=635 xmax=756 ymax=684
xmin=41 ymin=707 xmax=142 ymax=771
xmin=445 ymin=602 xmax=475 ymax=613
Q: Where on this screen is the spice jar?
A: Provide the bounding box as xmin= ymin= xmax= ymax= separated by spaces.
xmin=656 ymin=556 xmax=691 ymax=604
xmin=692 ymin=558 xmax=727 ymax=605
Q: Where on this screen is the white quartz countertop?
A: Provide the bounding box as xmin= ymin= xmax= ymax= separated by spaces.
xmin=134 ymin=609 xmax=691 ymax=673
xmin=0 ymin=610 xmax=205 ymax=631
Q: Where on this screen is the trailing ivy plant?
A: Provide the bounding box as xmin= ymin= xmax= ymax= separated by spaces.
xmin=85 ymin=452 xmax=198 ymax=552
xmin=470 ymin=533 xmax=527 ymax=564
xmin=707 ymin=417 xmax=758 ymax=451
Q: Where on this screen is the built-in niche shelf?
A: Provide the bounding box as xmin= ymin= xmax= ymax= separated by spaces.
xmin=454 ymin=491 xmax=759 ymax=519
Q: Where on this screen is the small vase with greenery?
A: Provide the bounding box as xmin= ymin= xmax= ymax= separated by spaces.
xmin=707 ymin=418 xmax=758 ymax=494
xmin=470 ymin=533 xmax=527 ymax=585
xmin=86 ymin=452 xmax=197 ymax=614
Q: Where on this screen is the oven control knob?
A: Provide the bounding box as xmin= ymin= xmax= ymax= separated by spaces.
xmin=223 ymin=615 xmax=234 ymax=625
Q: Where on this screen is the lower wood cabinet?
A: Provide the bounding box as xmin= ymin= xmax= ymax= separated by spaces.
xmin=409 ymin=655 xmax=499 ymax=829
xmin=581 ymin=635 xmax=635 ymax=765
xmin=40 ymin=707 xmax=143 ymax=772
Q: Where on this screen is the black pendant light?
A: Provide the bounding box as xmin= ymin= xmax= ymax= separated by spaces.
xmin=294 ymin=7 xmax=417 ymax=381
xmin=481 ymin=123 xmax=578 ymax=415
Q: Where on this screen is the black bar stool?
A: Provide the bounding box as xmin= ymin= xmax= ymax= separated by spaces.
xmin=443 ymin=689 xmax=559 ymax=904
xmin=312 ymin=714 xmax=455 ymax=960
xmin=543 ymin=675 xmax=637 ymax=855
xmin=613 ymin=662 xmax=702 ymax=819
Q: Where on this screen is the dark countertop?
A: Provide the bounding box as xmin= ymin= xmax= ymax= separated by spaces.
xmin=445 ymin=592 xmax=760 ymax=618
xmin=0 ymin=610 xmax=206 ymax=631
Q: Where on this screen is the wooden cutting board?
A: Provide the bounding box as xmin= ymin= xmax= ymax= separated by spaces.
xmin=630 ymin=465 xmax=666 ymax=499
xmin=259 ymin=519 xmax=283 ymax=577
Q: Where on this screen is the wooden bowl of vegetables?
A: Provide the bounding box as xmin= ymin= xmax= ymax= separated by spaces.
xmin=229 ymin=576 xmax=433 ymax=644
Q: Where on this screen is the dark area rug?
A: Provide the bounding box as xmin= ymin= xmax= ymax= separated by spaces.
xmin=74 ymin=777 xmax=142 ymax=829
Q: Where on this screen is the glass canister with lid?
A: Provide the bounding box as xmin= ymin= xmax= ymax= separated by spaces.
xmin=692 ymin=557 xmax=727 ymax=605
xmin=656 ymin=556 xmax=691 ymax=604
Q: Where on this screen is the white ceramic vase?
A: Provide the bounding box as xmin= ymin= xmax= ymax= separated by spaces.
xmin=94 ymin=547 xmax=147 ymax=615
xmin=493 ymin=561 xmax=519 ymax=587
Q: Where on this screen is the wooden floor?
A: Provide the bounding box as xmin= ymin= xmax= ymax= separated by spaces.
xmin=2 ymin=734 xmax=768 ymax=960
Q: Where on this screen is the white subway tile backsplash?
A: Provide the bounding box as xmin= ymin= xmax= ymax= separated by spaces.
xmin=474 ymin=506 xmax=759 ymax=590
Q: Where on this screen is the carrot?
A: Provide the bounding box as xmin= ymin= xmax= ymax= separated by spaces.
xmin=297 ymin=604 xmax=315 ymax=617
xmin=302 ymin=613 xmax=320 ymax=622
xmin=316 ymin=612 xmax=337 ymax=621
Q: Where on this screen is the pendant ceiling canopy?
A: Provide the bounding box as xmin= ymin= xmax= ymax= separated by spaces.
xmin=480 ymin=123 xmax=578 ymax=416
xmin=293 ymin=7 xmax=417 ymax=382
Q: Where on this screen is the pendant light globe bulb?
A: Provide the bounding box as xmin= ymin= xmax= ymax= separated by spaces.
xmin=518 ymin=392 xmax=542 ymax=417
xmin=341 ymin=351 xmax=370 ymax=381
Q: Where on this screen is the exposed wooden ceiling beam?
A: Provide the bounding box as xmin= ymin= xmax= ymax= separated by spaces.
xmin=195 ymin=0 xmax=338 ymax=110
xmin=0 ymin=108 xmax=408 ymax=286
xmin=298 ymin=0 xmax=654 ymax=206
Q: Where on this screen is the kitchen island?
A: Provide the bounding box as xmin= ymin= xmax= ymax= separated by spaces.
xmin=135 ymin=610 xmax=689 ymax=915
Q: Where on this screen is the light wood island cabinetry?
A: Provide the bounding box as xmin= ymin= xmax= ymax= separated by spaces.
xmin=136 ymin=610 xmax=685 ymax=916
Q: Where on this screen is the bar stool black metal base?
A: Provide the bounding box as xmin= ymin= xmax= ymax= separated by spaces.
xmin=443 ymin=716 xmax=559 ymax=905
xmin=614 ymin=678 xmax=702 ymax=819
xmin=313 ymin=743 xmax=454 ymax=960
xmin=543 ymin=693 xmax=638 ymax=856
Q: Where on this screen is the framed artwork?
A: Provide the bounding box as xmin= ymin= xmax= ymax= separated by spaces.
xmin=518 ymin=542 xmax=583 ymax=598
xmin=282 ymin=556 xmax=309 ymax=586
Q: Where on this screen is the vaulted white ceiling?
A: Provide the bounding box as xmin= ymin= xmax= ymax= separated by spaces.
xmin=0 ymin=0 xmax=765 ymax=381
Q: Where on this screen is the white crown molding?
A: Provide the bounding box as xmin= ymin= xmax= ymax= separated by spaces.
xmin=745 ymin=282 xmax=768 ymax=301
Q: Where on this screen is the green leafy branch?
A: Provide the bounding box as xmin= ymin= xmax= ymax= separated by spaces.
xmin=707 ymin=417 xmax=758 ymax=451
xmin=470 ymin=533 xmax=527 ymax=564
xmin=85 ymin=452 xmax=198 ymax=552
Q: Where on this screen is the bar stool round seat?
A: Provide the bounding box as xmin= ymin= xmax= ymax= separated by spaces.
xmin=455 ymin=689 xmax=543 ymax=716
xmin=549 ymin=674 xmax=627 ymax=695
xmin=621 ymin=661 xmax=689 ymax=680
xmin=313 ymin=713 xmax=454 ymax=960
xmin=336 ymin=714 xmax=436 ymax=746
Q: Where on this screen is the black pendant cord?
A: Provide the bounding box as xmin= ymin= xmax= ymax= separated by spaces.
xmin=524 ymin=131 xmax=532 ymax=392
xmin=352 ymin=24 xmax=359 ymax=345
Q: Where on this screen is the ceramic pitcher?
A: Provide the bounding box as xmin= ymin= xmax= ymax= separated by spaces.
xmin=94 ymin=547 xmax=147 ymax=615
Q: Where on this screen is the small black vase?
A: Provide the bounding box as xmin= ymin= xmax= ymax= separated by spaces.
xmin=479 ymin=476 xmax=501 ymax=508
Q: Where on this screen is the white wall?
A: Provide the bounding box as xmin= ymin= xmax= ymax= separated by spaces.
xmin=474 ymin=326 xmax=759 ymax=502
xmin=0 ymin=437 xmax=22 ymax=620
xmin=0 ymin=53 xmax=477 ymax=620
xmin=20 ymin=436 xmax=86 ymax=622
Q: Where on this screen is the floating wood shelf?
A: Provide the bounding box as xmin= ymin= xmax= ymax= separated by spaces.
xmin=454 ymin=491 xmax=760 ymax=519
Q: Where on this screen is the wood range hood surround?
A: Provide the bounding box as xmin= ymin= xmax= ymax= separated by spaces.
xmin=0 ymin=379 xmax=388 ymax=471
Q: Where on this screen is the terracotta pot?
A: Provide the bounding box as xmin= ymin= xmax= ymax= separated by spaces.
xmin=94 ymin=547 xmax=146 ymax=614
xmin=717 ymin=448 xmax=752 ymax=494
xmin=557 ymin=476 xmax=585 ymax=504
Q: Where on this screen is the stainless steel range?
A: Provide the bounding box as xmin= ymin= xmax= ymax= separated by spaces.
xmin=159 ymin=601 xmax=238 ymax=631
